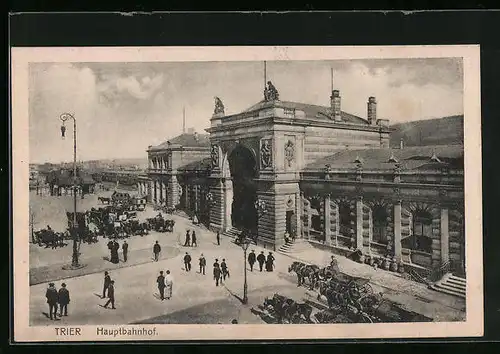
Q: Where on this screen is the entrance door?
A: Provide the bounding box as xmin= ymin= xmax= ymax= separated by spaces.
xmin=286 ymin=210 xmax=294 ymax=235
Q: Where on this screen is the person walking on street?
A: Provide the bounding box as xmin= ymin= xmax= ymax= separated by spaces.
xmin=164 ymin=270 xmax=173 ymax=299
xmin=216 ymin=231 xmax=220 ymax=246
xmin=184 ymin=230 xmax=191 ymax=247
xmin=157 ymin=271 xmax=166 ymax=300
xmin=266 ymin=252 xmax=275 ymax=272
xmin=57 ymin=283 xmax=70 ymax=317
xmin=248 ymin=250 xmax=256 ymax=272
xmin=111 ymin=240 xmax=119 ymax=264
xmin=153 ymin=241 xmax=161 ymax=262
xmin=102 ymin=271 xmax=111 ymax=298
xmin=221 ymin=259 xmax=229 ymax=282
xmin=213 ymin=259 xmax=222 ymax=287
xmin=184 ymin=252 xmax=192 ymax=271
xmin=103 ymin=281 xmax=116 ymax=309
xmin=257 ymin=251 xmax=266 ymax=272
xmin=191 ymin=231 xmax=197 ymax=247
xmin=122 ymin=240 xmax=128 ymax=262
xmin=45 ymin=283 xmax=58 ymax=320
xmin=199 ymin=254 xmax=206 ymax=275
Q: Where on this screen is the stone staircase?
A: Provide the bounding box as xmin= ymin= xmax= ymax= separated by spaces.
xmin=277 ymin=239 xmax=314 ymax=254
xmin=430 ymin=273 xmax=466 ymax=299
xmin=222 ymin=227 xmax=244 ymax=242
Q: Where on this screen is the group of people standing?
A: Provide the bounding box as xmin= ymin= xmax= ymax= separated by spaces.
xmin=247 ymin=250 xmax=275 ymax=272
xmin=45 ymin=282 xmax=70 ymax=320
xmin=212 ymin=258 xmax=230 ymax=286
xmin=156 ymin=270 xmax=174 ymax=300
xmin=107 ymin=239 xmax=128 ymax=264
xmin=183 ymin=229 xmax=197 ymax=247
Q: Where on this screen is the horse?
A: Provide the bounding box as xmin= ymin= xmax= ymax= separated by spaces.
xmin=98 ymin=197 xmax=111 ymax=204
xmin=264 ymin=293 xmax=313 ymax=323
xmin=288 ymin=261 xmax=320 ymax=289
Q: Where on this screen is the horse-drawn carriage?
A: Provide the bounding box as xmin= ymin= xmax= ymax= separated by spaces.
xmin=33 ymin=228 xmax=70 ymax=248
xmin=132 ymin=196 xmax=147 ymax=211
xmin=316 ymin=272 xmax=374 ymax=309
xmin=146 ymin=215 xmax=175 ymax=233
xmin=252 ymin=293 xmax=314 ymax=324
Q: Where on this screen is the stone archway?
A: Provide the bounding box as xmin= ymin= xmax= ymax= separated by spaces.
xmin=226 ymin=144 xmax=258 ymax=231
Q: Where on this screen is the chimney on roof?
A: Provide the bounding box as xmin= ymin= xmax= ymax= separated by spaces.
xmin=330 ymin=90 xmax=342 ymax=121
xmin=367 ymin=96 xmax=377 ymax=125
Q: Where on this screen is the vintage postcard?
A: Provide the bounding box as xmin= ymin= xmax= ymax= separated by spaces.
xmin=11 ymin=45 xmax=482 ymax=342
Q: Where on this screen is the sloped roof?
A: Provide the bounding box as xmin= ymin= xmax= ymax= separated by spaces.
xmin=177 ymin=157 xmax=212 ymax=172
xmin=150 ymin=133 xmax=210 ymax=151
xmin=242 ymin=100 xmax=369 ymax=125
xmin=305 ymin=145 xmax=464 ymax=171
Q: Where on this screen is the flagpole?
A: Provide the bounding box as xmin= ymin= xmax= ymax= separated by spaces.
xmin=331 ymin=68 xmax=334 ymax=92
xmin=264 ymin=61 xmax=267 ymax=87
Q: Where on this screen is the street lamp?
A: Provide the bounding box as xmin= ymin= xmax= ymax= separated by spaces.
xmin=60 ymin=112 xmax=81 ymax=268
xmin=240 ymin=198 xmax=267 ymax=305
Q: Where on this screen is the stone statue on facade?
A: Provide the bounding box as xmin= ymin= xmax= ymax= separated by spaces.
xmin=214 ymin=96 xmax=225 ymax=115
xmin=264 ymin=81 xmax=279 ymax=101
xmin=211 ymin=144 xmax=219 ymax=167
xmin=260 ymin=139 xmax=272 ymax=168
xmin=284 ymin=140 xmax=295 ymax=167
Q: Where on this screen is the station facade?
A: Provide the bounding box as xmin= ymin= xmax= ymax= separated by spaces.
xmin=144 ymin=84 xmax=465 ymax=276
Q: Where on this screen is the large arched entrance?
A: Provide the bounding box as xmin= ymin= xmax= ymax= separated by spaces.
xmin=228 ymin=145 xmax=258 ymax=231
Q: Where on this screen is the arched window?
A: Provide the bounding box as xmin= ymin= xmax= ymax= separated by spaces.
xmin=412 ymin=211 xmax=433 ymax=254
xmin=338 ymin=202 xmax=352 ymax=236
xmin=372 ymin=205 xmax=389 ymax=244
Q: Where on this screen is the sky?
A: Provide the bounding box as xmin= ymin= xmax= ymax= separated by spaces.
xmin=29 ymin=58 xmax=463 ymax=163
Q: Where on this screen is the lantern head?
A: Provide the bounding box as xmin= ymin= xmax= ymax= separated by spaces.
xmin=61 ymin=124 xmax=66 ymax=138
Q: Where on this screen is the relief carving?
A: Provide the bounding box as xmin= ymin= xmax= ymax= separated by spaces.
xmin=284 ymin=140 xmax=295 ymax=167
xmin=211 ymin=144 xmax=219 ymax=168
xmin=260 ymin=139 xmax=272 ymax=168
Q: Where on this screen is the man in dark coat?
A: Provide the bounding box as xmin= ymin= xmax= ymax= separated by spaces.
xmin=184 ymin=230 xmax=191 ymax=247
xmin=103 ymin=280 xmax=116 ymax=309
xmin=248 ymin=250 xmax=256 ymax=272
xmin=58 ymin=283 xmax=70 ymax=316
xmin=122 ymin=240 xmax=129 ymax=262
xmin=221 ymin=259 xmax=229 ymax=282
xmin=191 ymin=231 xmax=197 ymax=247
xmin=216 ymin=231 xmax=220 ymax=246
xmin=213 ymin=259 xmax=222 ymax=286
xmin=266 ymin=252 xmax=275 ymax=272
xmin=157 ymin=271 xmax=166 ymax=300
xmin=111 ymin=240 xmax=119 ymax=264
xmin=45 ymin=283 xmax=58 ymax=320
xmin=153 ymin=241 xmax=161 ymax=262
xmin=257 ymin=251 xmax=266 ymax=272
xmin=199 ymin=254 xmax=206 ymax=275
xmin=102 ymin=271 xmax=111 ymax=298
xmin=184 ymin=252 xmax=192 ymax=271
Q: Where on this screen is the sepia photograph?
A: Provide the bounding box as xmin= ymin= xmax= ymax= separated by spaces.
xmin=11 ymin=45 xmax=482 ymax=341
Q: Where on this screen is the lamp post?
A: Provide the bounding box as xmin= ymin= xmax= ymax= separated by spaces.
xmin=240 ymin=198 xmax=267 ymax=305
xmin=60 ymin=112 xmax=80 ymax=268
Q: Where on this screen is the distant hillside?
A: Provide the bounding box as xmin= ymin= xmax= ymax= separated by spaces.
xmin=390 ymin=115 xmax=464 ymax=147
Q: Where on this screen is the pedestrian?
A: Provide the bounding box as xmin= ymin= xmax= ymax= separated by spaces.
xmin=111 ymin=240 xmax=119 ymax=264
xmin=164 ymin=270 xmax=173 ymax=299
xmin=199 ymin=253 xmax=206 ymax=275
xmin=122 ymin=240 xmax=128 ymax=262
xmin=184 ymin=230 xmax=191 ymax=247
xmin=257 ymin=251 xmax=266 ymax=272
xmin=157 ymin=271 xmax=166 ymax=300
xmin=266 ymin=252 xmax=275 ymax=272
xmin=102 ymin=271 xmax=111 ymax=298
xmin=153 ymin=241 xmax=161 ymax=262
xmin=184 ymin=252 xmax=192 ymax=271
xmin=216 ymin=231 xmax=220 ymax=246
xmin=221 ymin=258 xmax=229 ymax=282
xmin=191 ymin=231 xmax=197 ymax=247
xmin=58 ymin=283 xmax=70 ymax=317
xmin=213 ymin=259 xmax=222 ymax=287
xmin=103 ymin=280 xmax=116 ymax=309
xmin=45 ymin=283 xmax=58 ymax=320
xmin=248 ymin=250 xmax=256 ymax=272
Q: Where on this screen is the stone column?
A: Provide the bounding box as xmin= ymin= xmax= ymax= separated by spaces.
xmin=440 ymin=207 xmax=450 ymax=265
xmin=356 ymin=197 xmax=364 ymax=250
xmin=155 ymin=181 xmax=160 ymax=204
xmin=324 ymin=194 xmax=332 ymax=245
xmin=148 ymin=180 xmax=154 ymax=202
xmin=223 ymin=179 xmax=233 ymax=231
xmin=184 ymin=185 xmax=190 ymax=211
xmin=393 ymin=201 xmax=402 ymax=261
xmin=163 ymin=182 xmax=168 ymax=204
